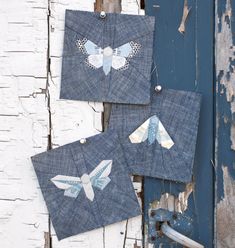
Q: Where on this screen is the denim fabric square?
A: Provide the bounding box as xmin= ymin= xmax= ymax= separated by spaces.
xmin=31 ymin=131 xmax=141 ymax=240
xmin=109 ymin=88 xmax=201 ymax=183
xmin=60 ymin=10 xmax=155 ymax=104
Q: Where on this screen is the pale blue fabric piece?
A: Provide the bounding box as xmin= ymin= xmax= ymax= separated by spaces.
xmin=147 ymin=115 xmax=159 ymax=145
xmin=114 ymin=43 xmax=132 ymax=57
xmin=103 ymin=52 xmax=113 ymax=75
xmin=84 ymin=40 xmax=100 ymax=54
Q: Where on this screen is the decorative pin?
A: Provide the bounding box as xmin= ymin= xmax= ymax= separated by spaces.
xmin=80 ymin=138 xmax=86 ymax=144
xmin=100 ymin=11 xmax=106 ymax=19
xmin=155 ymin=85 xmax=162 ymax=93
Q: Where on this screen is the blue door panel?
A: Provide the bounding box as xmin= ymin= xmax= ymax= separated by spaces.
xmin=144 ymin=1 xmax=214 ymax=247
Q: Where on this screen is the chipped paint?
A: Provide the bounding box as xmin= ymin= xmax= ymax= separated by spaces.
xmin=216 ymin=1 xmax=235 ymax=247
xmin=148 ymin=183 xmax=193 ymax=214
xmin=216 ymin=0 xmax=235 ymax=151
xmin=178 ymin=0 xmax=191 ymax=34
xmin=147 ymin=184 xmax=194 ymax=245
xmin=216 ymin=166 xmax=235 ymax=248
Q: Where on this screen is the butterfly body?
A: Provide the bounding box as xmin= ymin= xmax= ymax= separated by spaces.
xmin=51 ymin=160 xmax=112 ymax=201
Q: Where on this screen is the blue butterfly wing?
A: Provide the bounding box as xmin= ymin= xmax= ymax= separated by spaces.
xmin=64 ymin=183 xmax=83 ymax=198
xmin=90 ymin=161 xmax=112 ymax=190
xmin=114 ymin=43 xmax=132 ymax=57
xmin=92 ymin=177 xmax=111 ymax=190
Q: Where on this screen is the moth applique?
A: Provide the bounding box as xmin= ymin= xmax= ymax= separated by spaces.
xmin=129 ymin=115 xmax=174 ymax=149
xmin=76 ymin=38 xmax=141 ymax=75
xmin=51 ymin=160 xmax=112 ymax=201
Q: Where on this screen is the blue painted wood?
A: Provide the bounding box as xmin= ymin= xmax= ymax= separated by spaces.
xmin=215 ymin=0 xmax=235 ymax=247
xmin=144 ymin=0 xmax=214 ymax=247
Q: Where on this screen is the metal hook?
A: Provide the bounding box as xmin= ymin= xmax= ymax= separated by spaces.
xmin=161 ymin=222 xmax=204 ymax=248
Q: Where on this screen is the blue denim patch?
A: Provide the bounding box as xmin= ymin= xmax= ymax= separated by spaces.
xmin=60 ymin=10 xmax=155 ymax=104
xmin=31 ymin=131 xmax=141 ymax=240
xmin=109 ymin=88 xmax=202 ymax=183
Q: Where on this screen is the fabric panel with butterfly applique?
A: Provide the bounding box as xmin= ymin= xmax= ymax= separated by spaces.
xmin=109 ymin=88 xmax=202 ymax=183
xmin=60 ymin=10 xmax=155 ymax=104
xmin=31 ymin=131 xmax=141 ymax=240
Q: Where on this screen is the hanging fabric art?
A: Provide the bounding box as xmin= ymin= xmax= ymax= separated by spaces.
xmin=60 ymin=10 xmax=155 ymax=104
xmin=31 ymin=131 xmax=141 ymax=240
xmin=109 ymin=88 xmax=202 ymax=183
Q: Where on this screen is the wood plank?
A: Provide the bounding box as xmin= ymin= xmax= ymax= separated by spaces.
xmin=215 ymin=1 xmax=235 ymax=247
xmin=144 ymin=0 xmax=214 ymax=247
xmin=0 ymin=1 xmax=49 ymax=247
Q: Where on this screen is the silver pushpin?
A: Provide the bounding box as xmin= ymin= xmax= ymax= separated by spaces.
xmin=155 ymin=85 xmax=162 ymax=93
xmin=100 ymin=11 xmax=106 ymax=19
xmin=80 ymin=138 xmax=87 ymax=144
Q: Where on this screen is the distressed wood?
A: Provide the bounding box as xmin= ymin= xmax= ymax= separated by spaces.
xmin=215 ymin=1 xmax=235 ymax=247
xmin=95 ymin=0 xmax=122 ymax=13
xmin=48 ymin=0 xmax=143 ymax=247
xmin=0 ymin=1 xmax=49 ymax=247
xmin=0 ymin=0 xmax=143 ymax=247
xmin=144 ymin=0 xmax=214 ymax=247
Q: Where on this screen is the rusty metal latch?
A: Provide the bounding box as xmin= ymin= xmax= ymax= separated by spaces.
xmin=161 ymin=222 xmax=204 ymax=248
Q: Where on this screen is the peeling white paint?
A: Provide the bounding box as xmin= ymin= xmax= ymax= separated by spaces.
xmin=148 ymin=184 xmax=193 ymax=215
xmin=0 ymin=1 xmax=49 ymax=247
xmin=216 ymin=0 xmax=235 ymax=151
xmin=217 ymin=166 xmax=235 ymax=248
xmin=0 ymin=1 xmax=144 ymax=248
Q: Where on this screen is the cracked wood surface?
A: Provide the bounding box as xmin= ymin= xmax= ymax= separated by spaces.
xmin=0 ymin=1 xmax=49 ymax=247
xmin=0 ymin=0 xmax=143 ymax=247
xmin=215 ymin=0 xmax=235 ymax=247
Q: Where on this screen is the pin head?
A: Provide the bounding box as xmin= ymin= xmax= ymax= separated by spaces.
xmin=100 ymin=11 xmax=106 ymax=19
xmin=155 ymin=85 xmax=162 ymax=93
xmin=80 ymin=138 xmax=86 ymax=144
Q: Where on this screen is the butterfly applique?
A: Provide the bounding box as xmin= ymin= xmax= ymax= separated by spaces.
xmin=76 ymin=38 xmax=141 ymax=75
xmin=51 ymin=160 xmax=112 ymax=201
xmin=129 ymin=115 xmax=174 ymax=149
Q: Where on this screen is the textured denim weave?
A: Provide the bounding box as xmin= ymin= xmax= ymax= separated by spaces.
xmin=60 ymin=10 xmax=155 ymax=104
xmin=109 ymin=88 xmax=202 ymax=183
xmin=31 ymin=131 xmax=141 ymax=240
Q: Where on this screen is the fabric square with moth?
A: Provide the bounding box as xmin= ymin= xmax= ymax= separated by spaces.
xmin=60 ymin=10 xmax=155 ymax=104
xmin=109 ymin=88 xmax=202 ymax=183
xmin=31 ymin=131 xmax=141 ymax=240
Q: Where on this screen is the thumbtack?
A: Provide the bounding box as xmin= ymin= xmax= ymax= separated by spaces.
xmin=80 ymin=138 xmax=86 ymax=144
xmin=100 ymin=11 xmax=106 ymax=19
xmin=155 ymin=85 xmax=162 ymax=93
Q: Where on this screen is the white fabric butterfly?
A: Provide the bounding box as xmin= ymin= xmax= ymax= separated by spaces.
xmin=76 ymin=38 xmax=141 ymax=75
xmin=51 ymin=160 xmax=112 ymax=201
xmin=129 ymin=115 xmax=174 ymax=149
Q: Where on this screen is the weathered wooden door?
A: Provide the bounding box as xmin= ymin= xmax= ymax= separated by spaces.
xmin=144 ymin=0 xmax=214 ymax=247
xmin=1 ymin=0 xmax=235 ymax=247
